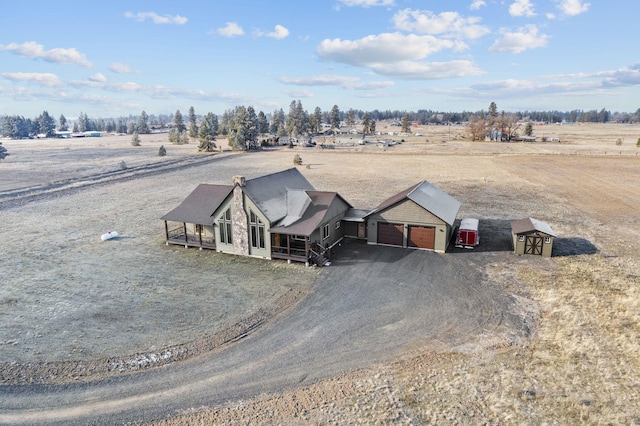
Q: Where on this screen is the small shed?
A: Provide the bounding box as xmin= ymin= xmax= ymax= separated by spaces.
xmin=510 ymin=217 xmax=556 ymax=257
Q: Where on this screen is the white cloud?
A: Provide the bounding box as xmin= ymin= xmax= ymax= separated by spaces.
xmin=368 ymin=60 xmax=484 ymax=80
xmin=470 ymin=0 xmax=486 ymax=10
xmin=1 ymin=72 xmax=62 ymax=87
xmin=217 ymin=22 xmax=244 ymax=37
xmin=124 ymin=11 xmax=187 ymax=25
xmin=89 ymin=73 xmax=107 ymax=83
xmin=265 ymin=25 xmax=289 ymax=40
xmin=489 ymin=25 xmax=549 ymax=53
xmin=278 ymin=74 xmax=395 ymax=89
xmin=318 ymin=33 xmax=457 ymax=66
xmin=509 ymin=0 xmax=536 ymax=17
xmin=392 ymin=9 xmax=490 ymax=40
xmin=317 ymin=32 xmax=484 ymax=79
xmin=109 ymin=63 xmax=134 ymax=74
xmin=556 ymin=0 xmax=590 ymax=16
xmin=0 ymin=41 xmax=93 ymax=68
xmin=284 ymin=89 xmax=314 ymax=98
xmin=337 ymin=0 xmax=395 ymax=7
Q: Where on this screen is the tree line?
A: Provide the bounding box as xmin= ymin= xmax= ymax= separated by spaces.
xmin=2 ymin=104 xmax=640 ymax=142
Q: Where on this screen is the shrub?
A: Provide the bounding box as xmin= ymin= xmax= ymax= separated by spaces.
xmin=119 ymin=160 xmax=127 ymax=170
xmin=636 ymin=138 xmax=640 ymax=147
xmin=131 ymin=132 xmax=141 ymax=146
xmin=158 ymin=145 xmax=167 ymax=157
xmin=615 ymin=138 xmax=623 ymax=146
xmin=293 ymin=153 xmax=302 ymax=165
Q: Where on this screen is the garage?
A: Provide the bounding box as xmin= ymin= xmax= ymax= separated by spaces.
xmin=377 ymin=222 xmax=404 ymax=246
xmin=408 ymin=225 xmax=435 ymax=250
xmin=365 ymin=180 xmax=461 ymax=253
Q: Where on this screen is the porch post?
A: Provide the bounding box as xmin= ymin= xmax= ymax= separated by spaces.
xmin=164 ymin=220 xmax=169 ymax=245
xmin=183 ymin=222 xmax=188 ymax=247
xmin=198 ymin=226 xmax=203 ymax=248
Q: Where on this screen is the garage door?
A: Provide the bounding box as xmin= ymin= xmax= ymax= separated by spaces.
xmin=377 ymin=222 xmax=404 ymax=246
xmin=408 ymin=225 xmax=435 ymax=250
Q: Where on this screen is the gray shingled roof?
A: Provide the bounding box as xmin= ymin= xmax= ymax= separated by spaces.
xmin=161 ymin=184 xmax=233 ymax=224
xmin=271 ymin=191 xmax=351 ymax=236
xmin=243 ymin=168 xmax=315 ymax=224
xmin=511 ymin=217 xmax=556 ymax=237
xmin=366 ymin=180 xmax=461 ymax=226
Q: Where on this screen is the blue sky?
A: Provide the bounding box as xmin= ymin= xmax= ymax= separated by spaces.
xmin=1 ymin=0 xmax=638 ymax=119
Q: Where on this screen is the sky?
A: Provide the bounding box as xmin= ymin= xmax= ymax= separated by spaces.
xmin=1 ymin=0 xmax=639 ymax=119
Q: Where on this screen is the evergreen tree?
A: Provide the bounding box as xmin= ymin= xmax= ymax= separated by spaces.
xmin=345 ymin=109 xmax=356 ymax=127
xmin=369 ymin=120 xmax=376 ymax=135
xmin=401 ymin=113 xmax=411 ymax=133
xmin=310 ymin=106 xmax=322 ymax=133
xmin=115 ymin=119 xmax=126 ymax=134
xmin=72 ymin=122 xmax=79 ymax=133
xmin=227 ymin=106 xmax=247 ymax=150
xmin=330 ymin=105 xmax=340 ymax=129
xmin=188 ymin=106 xmax=198 ymax=139
xmin=37 ymin=111 xmax=56 ymax=137
xmin=136 ymin=110 xmax=150 ymax=134
xmin=0 ymin=140 xmax=8 ymax=159
xmin=197 ymin=120 xmax=217 ymax=152
xmin=361 ymin=112 xmax=371 ymax=134
xmin=286 ymin=100 xmax=303 ymax=136
xmin=201 ymin=112 xmax=219 ymax=141
xmin=270 ymin=108 xmax=285 ymax=134
xmin=173 ymin=109 xmax=186 ymax=133
xmin=525 ymin=122 xmax=533 ymax=136
xmin=257 ymin=111 xmax=269 ymax=134
xmin=245 ymin=106 xmax=259 ymax=149
xmin=58 ymin=114 xmax=68 ymax=131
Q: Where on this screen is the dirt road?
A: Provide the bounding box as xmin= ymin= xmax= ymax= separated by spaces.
xmin=0 ymin=238 xmax=529 ymax=424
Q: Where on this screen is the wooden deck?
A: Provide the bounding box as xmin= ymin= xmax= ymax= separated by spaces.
xmin=166 ymin=227 xmax=216 ymax=249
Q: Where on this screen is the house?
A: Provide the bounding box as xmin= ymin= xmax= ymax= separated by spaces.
xmin=162 ymin=168 xmax=352 ymax=265
xmin=364 ymin=181 xmax=461 ymax=253
xmin=510 ymin=217 xmax=556 ymax=257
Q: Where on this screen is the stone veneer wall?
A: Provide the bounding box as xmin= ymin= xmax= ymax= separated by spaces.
xmin=232 ymin=185 xmax=249 ymax=256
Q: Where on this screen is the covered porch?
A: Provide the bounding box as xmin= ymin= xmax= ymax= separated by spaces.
xmin=164 ymin=221 xmax=216 ymax=249
xmin=270 ymin=233 xmax=332 ymax=266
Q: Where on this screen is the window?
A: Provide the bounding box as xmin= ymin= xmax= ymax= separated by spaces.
xmin=335 ymin=221 xmax=341 ymax=230
xmin=518 ymin=235 xmax=525 ymax=242
xmin=219 ymin=208 xmax=232 ymax=244
xmin=322 ymin=223 xmax=330 ymax=240
xmin=544 ymin=237 xmax=551 ymax=244
xmin=291 ymin=235 xmax=306 ymax=241
xmin=249 ymin=210 xmax=265 ymax=249
xmin=194 ymin=224 xmax=203 ymax=234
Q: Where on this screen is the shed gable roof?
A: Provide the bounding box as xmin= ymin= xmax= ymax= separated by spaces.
xmin=510 ymin=217 xmax=556 ymax=237
xmin=366 ymin=180 xmax=461 ymax=226
xmin=161 ymin=184 xmax=233 ymax=224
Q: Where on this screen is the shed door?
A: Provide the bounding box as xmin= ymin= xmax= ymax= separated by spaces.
xmin=408 ymin=225 xmax=435 ymax=250
xmin=524 ymin=236 xmax=543 ymax=255
xmin=377 ymin=222 xmax=404 ymax=246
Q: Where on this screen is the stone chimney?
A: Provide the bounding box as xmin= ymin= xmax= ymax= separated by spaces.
xmin=233 ymin=175 xmax=246 ymax=187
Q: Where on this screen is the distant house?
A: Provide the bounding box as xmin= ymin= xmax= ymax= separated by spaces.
xmin=162 ymin=168 xmax=351 ymax=266
xmin=510 ymin=217 xmax=556 ymax=257
xmin=364 ymin=181 xmax=461 ymax=253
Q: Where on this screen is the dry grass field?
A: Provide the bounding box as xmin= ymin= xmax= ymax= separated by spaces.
xmin=1 ymin=123 xmax=639 ymax=424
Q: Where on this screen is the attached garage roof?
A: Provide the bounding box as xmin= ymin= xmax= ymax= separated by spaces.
xmin=161 ymin=184 xmax=233 ymax=224
xmin=366 ymin=180 xmax=461 ymax=226
xmin=511 ymin=217 xmax=556 ymax=237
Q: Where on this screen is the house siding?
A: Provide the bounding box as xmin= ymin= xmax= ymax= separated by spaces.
xmin=512 ymin=232 xmax=554 ymax=257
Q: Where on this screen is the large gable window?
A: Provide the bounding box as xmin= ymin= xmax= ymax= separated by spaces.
xmin=250 ymin=210 xmax=265 ymax=249
xmin=219 ymin=208 xmax=232 ymax=244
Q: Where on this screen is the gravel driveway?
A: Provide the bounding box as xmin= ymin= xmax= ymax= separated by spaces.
xmin=0 ymin=239 xmax=529 ymax=425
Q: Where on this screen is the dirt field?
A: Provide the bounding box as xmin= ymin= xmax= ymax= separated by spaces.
xmin=1 ymin=123 xmax=639 ymax=424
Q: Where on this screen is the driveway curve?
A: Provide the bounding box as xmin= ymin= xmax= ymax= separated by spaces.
xmin=0 ymin=240 xmax=528 ymax=425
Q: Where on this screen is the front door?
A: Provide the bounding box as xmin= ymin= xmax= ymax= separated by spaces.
xmin=524 ymin=236 xmax=543 ymax=255
xmin=357 ymin=222 xmax=366 ymax=238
